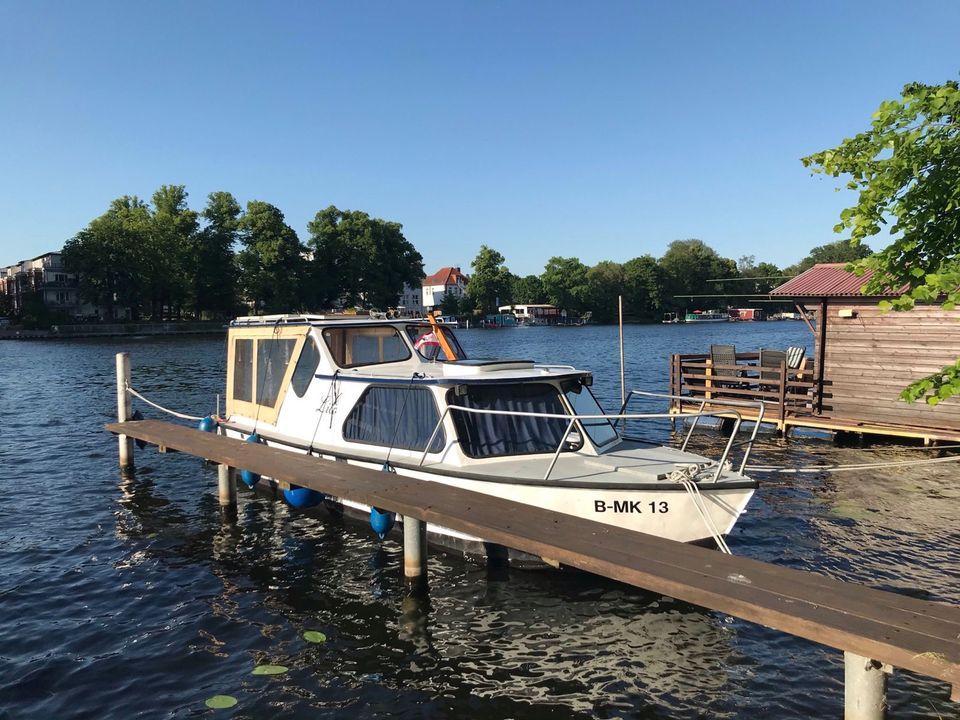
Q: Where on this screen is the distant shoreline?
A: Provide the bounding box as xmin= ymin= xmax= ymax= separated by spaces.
xmin=0 ymin=321 xmax=227 ymax=340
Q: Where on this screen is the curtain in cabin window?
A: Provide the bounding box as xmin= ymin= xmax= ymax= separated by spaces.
xmin=343 ymin=386 xmax=445 ymax=453
xmin=450 ymin=383 xmax=570 ymax=458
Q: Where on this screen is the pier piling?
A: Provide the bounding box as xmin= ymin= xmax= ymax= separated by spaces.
xmin=218 ymin=464 xmax=237 ymax=509
xmin=403 ymin=515 xmax=428 ymax=590
xmin=115 ymin=352 xmax=134 ymax=471
xmin=844 ymin=653 xmax=888 ymax=720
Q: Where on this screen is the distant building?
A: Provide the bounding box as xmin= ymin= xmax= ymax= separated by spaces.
xmin=0 ymin=252 xmax=96 ymax=319
xmin=422 ymin=266 xmax=469 ymax=311
xmin=498 ymin=303 xmax=560 ymax=325
xmin=397 ymin=282 xmax=426 ymax=316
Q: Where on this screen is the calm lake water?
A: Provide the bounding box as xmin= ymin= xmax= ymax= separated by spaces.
xmin=1 ymin=323 xmax=958 ymax=719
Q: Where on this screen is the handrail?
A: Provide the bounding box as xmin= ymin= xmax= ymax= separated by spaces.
xmin=619 ymin=390 xmax=764 ymax=477
xmin=417 ymin=401 xmax=747 ymax=483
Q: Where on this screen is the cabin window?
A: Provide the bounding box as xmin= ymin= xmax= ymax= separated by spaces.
xmin=257 ymin=337 xmax=297 ymax=407
xmin=405 ymin=324 xmax=466 ymax=361
xmin=564 ymin=381 xmax=619 ymax=447
xmin=233 ymin=338 xmax=254 ymax=402
xmin=291 ymin=336 xmax=321 ymax=398
xmin=343 ymin=386 xmax=445 ymax=453
xmin=449 ymin=383 xmax=579 ymax=458
xmin=322 ymin=326 xmax=411 ymax=368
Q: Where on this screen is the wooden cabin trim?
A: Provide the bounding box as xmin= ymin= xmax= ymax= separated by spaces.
xmin=225 ymin=324 xmax=310 ymax=424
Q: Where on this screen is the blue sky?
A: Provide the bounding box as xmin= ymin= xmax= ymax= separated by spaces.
xmin=1 ymin=1 xmax=958 ymax=276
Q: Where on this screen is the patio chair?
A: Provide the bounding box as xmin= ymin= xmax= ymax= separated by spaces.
xmin=759 ymin=348 xmax=787 ymax=390
xmin=786 ymin=346 xmax=806 ymax=370
xmin=709 ymin=344 xmax=743 ymax=393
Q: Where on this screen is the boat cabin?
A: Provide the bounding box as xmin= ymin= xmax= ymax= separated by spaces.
xmin=224 ymin=314 xmax=616 ymax=465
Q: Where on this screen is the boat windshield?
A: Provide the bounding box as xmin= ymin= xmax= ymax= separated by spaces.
xmin=406 ymin=324 xmax=466 ymax=361
xmin=562 ymin=380 xmax=619 ymax=447
xmin=448 ymin=383 xmax=580 ymax=458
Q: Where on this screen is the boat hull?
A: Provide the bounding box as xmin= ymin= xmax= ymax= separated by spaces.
xmin=229 ymin=432 xmax=754 ymax=564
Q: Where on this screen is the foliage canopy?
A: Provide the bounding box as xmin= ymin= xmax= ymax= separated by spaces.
xmin=803 ymin=79 xmax=960 ymax=404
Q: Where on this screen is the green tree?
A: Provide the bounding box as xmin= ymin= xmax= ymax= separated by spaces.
xmin=583 ymin=261 xmax=625 ymax=323
xmin=439 ymin=293 xmax=461 ymax=316
xmin=658 ymin=239 xmax=735 ymax=312
xmin=467 ymin=245 xmax=512 ymax=313
xmin=63 ymin=196 xmax=152 ymax=321
xmin=511 ymin=274 xmax=546 ymax=304
xmin=541 ymin=256 xmax=588 ymax=312
xmin=737 ymin=255 xmax=786 ymax=294
xmin=803 ymin=79 xmax=960 ymax=404
xmin=306 ymin=206 xmax=423 ymax=310
xmin=622 ymin=255 xmax=662 ymax=318
xmin=237 ymin=201 xmax=306 ymax=313
xmin=783 ymin=239 xmax=872 ymax=277
xmin=192 ymin=191 xmax=241 ymax=319
xmin=149 ymin=185 xmax=198 ymax=320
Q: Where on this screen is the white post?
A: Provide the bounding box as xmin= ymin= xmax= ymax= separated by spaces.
xmin=844 ymin=652 xmax=888 ymax=720
xmin=218 ymin=464 xmax=237 ymax=508
xmin=116 ymin=352 xmax=134 ymax=470
xmin=618 ymin=295 xmax=625 ymax=407
xmin=403 ymin=516 xmax=428 ymax=589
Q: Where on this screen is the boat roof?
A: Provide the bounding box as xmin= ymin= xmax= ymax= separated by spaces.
xmin=230 ymin=314 xmax=592 ymax=384
xmin=231 ymin=313 xmax=423 ymax=326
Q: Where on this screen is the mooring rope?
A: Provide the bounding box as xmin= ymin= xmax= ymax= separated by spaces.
xmin=669 ymin=464 xmax=732 ymax=554
xmin=746 ymin=453 xmax=960 ymax=475
xmin=126 ymin=384 xmax=207 ymax=422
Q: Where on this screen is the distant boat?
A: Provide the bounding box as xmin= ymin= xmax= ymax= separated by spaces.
xmin=662 ymin=312 xmax=682 ymax=324
xmin=685 ymin=310 xmax=729 ymax=323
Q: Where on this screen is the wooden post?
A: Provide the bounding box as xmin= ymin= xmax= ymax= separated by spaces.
xmin=844 ymin=652 xmax=888 ymax=720
xmin=116 ymin=352 xmax=134 ymax=471
xmin=218 ymin=464 xmax=237 ymax=508
xmin=704 ymin=357 xmax=713 ymax=401
xmin=778 ymin=359 xmax=788 ymax=432
xmin=403 ymin=515 xmax=428 ymax=590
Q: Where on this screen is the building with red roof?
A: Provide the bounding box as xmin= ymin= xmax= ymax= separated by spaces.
xmin=766 ymin=263 xmax=960 ymax=440
xmin=422 ymin=266 xmax=469 ymax=311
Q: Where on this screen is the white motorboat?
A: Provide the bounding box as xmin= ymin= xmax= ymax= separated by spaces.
xmin=221 ymin=314 xmax=759 ymax=566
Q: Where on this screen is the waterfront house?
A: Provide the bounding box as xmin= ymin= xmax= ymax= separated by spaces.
xmin=422 ymin=266 xmax=469 ymax=312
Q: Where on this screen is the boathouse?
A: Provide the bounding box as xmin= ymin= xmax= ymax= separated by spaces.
xmin=669 ymin=263 xmax=960 ymax=442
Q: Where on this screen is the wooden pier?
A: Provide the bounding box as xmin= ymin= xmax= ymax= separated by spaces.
xmin=105 ymin=417 xmax=960 ymax=718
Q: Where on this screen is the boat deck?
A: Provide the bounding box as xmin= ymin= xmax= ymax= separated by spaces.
xmin=106 ymin=419 xmax=960 ymax=702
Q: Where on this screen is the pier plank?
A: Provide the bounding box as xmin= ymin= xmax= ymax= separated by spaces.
xmin=106 ymin=419 xmax=960 ymax=699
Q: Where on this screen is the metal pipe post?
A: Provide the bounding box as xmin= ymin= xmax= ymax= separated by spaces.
xmin=844 ymin=652 xmax=888 ymax=720
xmin=618 ymin=295 xmax=625 ymax=408
xmin=218 ymin=464 xmax=237 ymax=508
xmin=115 ymin=352 xmax=134 ymax=471
xmin=403 ymin=516 xmax=428 ymax=590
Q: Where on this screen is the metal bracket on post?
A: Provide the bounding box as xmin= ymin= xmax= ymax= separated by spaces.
xmin=844 ymin=652 xmax=890 ymax=720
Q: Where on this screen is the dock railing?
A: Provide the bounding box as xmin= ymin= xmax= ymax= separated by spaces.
xmin=669 ymin=352 xmax=817 ymax=429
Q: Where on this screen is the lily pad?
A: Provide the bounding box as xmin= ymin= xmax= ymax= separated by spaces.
xmin=252 ymin=664 xmax=288 ymax=676
xmin=830 ymin=503 xmax=868 ymax=520
xmin=205 ymin=695 xmax=238 ymax=709
xmin=303 ymin=631 xmax=327 ymax=644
